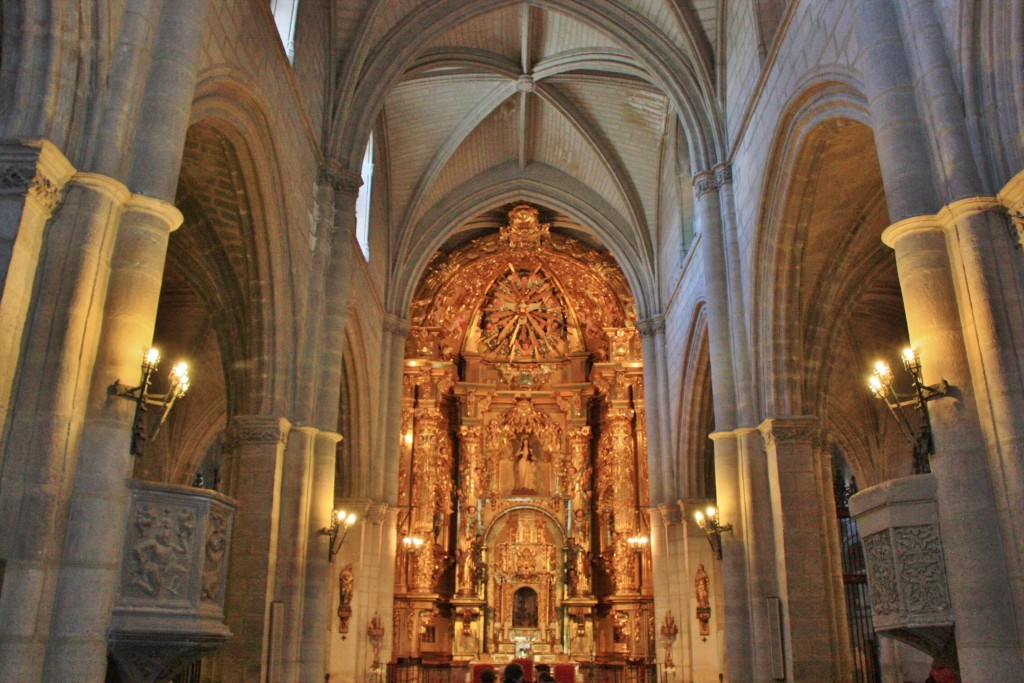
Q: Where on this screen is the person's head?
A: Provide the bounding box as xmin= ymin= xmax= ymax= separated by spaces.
xmin=503 ymin=662 xmax=525 ymax=683
xmin=480 ymin=668 xmax=497 ymax=683
xmin=535 ymin=664 xmax=551 ymax=678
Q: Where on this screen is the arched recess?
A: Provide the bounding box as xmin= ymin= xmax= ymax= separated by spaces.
xmin=754 ymin=76 xmax=914 ymax=488
xmin=675 ymin=302 xmax=715 ymax=498
xmin=337 ymin=314 xmax=374 ymax=500
xmin=138 ymin=81 xmax=290 ymax=484
xmin=386 ymin=166 xmax=657 ymax=320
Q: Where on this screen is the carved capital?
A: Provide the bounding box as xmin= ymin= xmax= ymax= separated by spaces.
xmin=319 ymin=161 xmax=362 ymax=198
xmin=758 ymin=416 xmax=818 ymax=451
xmin=0 ymin=140 xmax=75 ymax=215
xmin=365 ymin=501 xmax=389 ymax=524
xmin=692 ymin=171 xmax=719 ymax=198
xmin=227 ymin=415 xmax=291 ymax=446
xmin=635 ymin=315 xmax=665 ymax=338
xmin=713 ymin=163 xmax=732 ymax=187
xmin=1009 ymin=210 xmax=1024 ymax=248
xmin=384 ymin=314 xmax=412 ymax=338
xmin=658 ymin=502 xmax=683 ymax=525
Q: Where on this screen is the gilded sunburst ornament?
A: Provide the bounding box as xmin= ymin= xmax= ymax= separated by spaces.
xmin=479 ymin=267 xmax=566 ymax=360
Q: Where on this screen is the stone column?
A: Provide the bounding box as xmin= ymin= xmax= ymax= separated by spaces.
xmin=759 ymin=417 xmax=848 ymax=682
xmin=694 ymin=171 xmax=738 ymax=426
xmin=0 ymin=173 xmax=129 ymax=682
xmin=127 ymin=0 xmax=212 ymax=201
xmin=315 ymin=166 xmax=361 ymax=428
xmin=651 ymin=504 xmax=691 ymax=677
xmin=376 ymin=316 xmax=410 ymax=503
xmin=43 ymin=195 xmax=183 ymax=681
xmin=638 ymin=316 xmax=672 ymax=504
xmin=327 ymin=502 xmax=397 ymax=680
xmin=882 ymin=220 xmax=1024 ymax=679
xmin=274 ymin=425 xmax=317 ymax=682
xmin=735 ymin=426 xmax=778 ymax=679
xmin=707 ymin=432 xmax=752 ymax=682
xmin=714 ymin=165 xmax=755 ymax=424
xmin=859 ymin=0 xmax=1024 ymax=671
xmin=0 ymin=140 xmax=74 ymax=446
xmin=896 ymin=0 xmax=1024 ymax=639
xmin=218 ymin=415 xmax=291 ymax=683
xmin=298 ymin=429 xmax=342 ymax=681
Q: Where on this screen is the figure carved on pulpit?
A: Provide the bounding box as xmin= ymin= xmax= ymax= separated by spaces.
xmin=515 ymin=438 xmax=537 ymax=492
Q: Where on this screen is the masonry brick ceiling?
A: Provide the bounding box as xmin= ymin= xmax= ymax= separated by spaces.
xmin=349 ymin=4 xmax=713 ymax=261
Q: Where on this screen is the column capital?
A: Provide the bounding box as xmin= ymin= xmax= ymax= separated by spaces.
xmin=758 ymin=415 xmax=818 ymax=450
xmin=708 ymin=430 xmax=737 ymax=443
xmin=635 ymin=315 xmax=665 ymax=338
xmin=124 ymin=193 xmax=184 ymax=232
xmin=315 ymin=429 xmax=344 ymax=446
xmin=227 ymin=415 xmax=291 ymax=446
xmin=656 ymin=502 xmax=683 ymax=525
xmin=882 ymin=196 xmax=1002 ymax=247
xmin=319 ymin=161 xmax=362 ymax=199
xmin=0 ymin=139 xmax=76 ymax=215
xmin=384 ymin=314 xmax=411 ymax=338
xmin=713 ymin=163 xmax=732 ymax=186
xmin=692 ymin=170 xmax=719 ymax=198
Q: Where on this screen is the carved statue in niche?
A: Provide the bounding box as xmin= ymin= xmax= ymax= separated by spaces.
xmin=457 ymin=533 xmax=482 ymax=595
xmin=566 ymin=536 xmax=591 ymax=596
xmin=613 ymin=610 xmax=630 ymax=643
xmin=514 ymin=437 xmax=537 ymax=492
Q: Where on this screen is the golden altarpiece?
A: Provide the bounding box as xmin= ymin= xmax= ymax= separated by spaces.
xmin=393 ymin=206 xmax=654 ymax=666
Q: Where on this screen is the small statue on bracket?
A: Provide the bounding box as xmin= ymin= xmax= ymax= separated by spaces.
xmin=338 ymin=564 xmax=354 ymax=638
xmin=695 ymin=563 xmax=711 ymax=639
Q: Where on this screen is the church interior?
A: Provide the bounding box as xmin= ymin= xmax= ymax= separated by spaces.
xmin=0 ymin=1 xmax=1022 ymax=682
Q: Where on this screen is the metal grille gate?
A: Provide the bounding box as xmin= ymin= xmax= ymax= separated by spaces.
xmin=835 ymin=477 xmax=881 ymax=683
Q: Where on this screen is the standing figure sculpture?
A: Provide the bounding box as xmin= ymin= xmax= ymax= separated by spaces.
xmin=694 ymin=563 xmax=710 ymax=609
xmin=695 ymin=563 xmax=711 ymax=637
xmin=515 ymin=438 xmax=536 ymax=491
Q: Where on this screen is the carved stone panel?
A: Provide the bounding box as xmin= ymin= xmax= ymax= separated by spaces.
xmin=109 ymin=481 xmax=238 ymax=682
xmin=850 ymin=474 xmax=953 ymax=658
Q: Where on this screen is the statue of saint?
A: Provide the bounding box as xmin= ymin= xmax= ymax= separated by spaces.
xmin=339 ymin=564 xmax=355 ymax=607
xmin=695 ymin=563 xmax=710 ymax=609
xmin=515 ymin=438 xmax=536 ymax=491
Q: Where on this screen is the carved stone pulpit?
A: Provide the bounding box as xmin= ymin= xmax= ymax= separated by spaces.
xmin=107 ymin=480 xmax=238 ymax=682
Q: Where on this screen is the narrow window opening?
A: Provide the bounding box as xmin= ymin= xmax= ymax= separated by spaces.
xmin=355 ymin=134 xmax=374 ymax=261
xmin=270 ymin=0 xmax=299 ymax=63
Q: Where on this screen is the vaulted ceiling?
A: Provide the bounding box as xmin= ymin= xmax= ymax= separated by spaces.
xmin=331 ymin=1 xmax=725 ymax=315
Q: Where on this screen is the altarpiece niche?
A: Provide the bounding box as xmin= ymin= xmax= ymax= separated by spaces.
xmin=393 ymin=205 xmax=654 ymax=665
